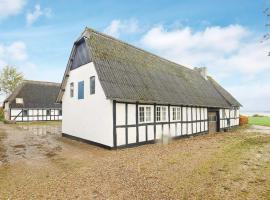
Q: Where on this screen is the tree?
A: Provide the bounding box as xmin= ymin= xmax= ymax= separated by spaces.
xmin=0 ymin=66 xmax=24 ymax=96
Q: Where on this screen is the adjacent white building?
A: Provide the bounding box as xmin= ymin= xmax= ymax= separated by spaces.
xmin=3 ymin=80 xmax=62 ymax=122
xmin=57 ymin=27 xmax=241 ymax=149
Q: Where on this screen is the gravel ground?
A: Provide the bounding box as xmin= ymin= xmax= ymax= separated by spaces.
xmin=0 ymin=123 xmax=270 ymax=199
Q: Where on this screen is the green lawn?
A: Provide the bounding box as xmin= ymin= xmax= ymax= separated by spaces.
xmin=249 ymin=116 xmax=270 ymax=126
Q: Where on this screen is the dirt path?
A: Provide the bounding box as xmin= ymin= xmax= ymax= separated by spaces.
xmin=246 ymin=125 xmax=270 ymax=134
xmin=0 ymin=123 xmax=270 ymax=199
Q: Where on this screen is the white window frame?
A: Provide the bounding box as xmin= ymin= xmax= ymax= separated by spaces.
xmin=145 ymin=107 xmax=151 ymax=122
xmin=156 ymin=106 xmax=167 ymax=122
xmin=138 ymin=106 xmax=152 ymax=123
xmin=161 ymin=106 xmax=167 ymax=121
xmin=156 ymin=106 xmax=161 ymax=122
xmin=172 ymin=107 xmax=176 ymax=121
xmin=177 ymin=107 xmax=181 ymax=120
xmin=139 ymin=106 xmax=145 ymax=123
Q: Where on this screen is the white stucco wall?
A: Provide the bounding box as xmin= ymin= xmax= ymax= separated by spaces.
xmin=62 ymin=62 xmax=114 ymax=147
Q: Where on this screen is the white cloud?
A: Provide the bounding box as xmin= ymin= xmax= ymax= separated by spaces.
xmin=141 ymin=25 xmax=270 ymax=76
xmin=0 ymin=0 xmax=26 ymax=19
xmin=0 ymin=41 xmax=36 ymax=74
xmin=6 ymin=41 xmax=27 ymax=61
xmin=0 ymin=41 xmax=27 ymax=64
xmin=26 ymin=4 xmax=52 ymax=26
xmin=104 ymin=19 xmax=139 ymax=38
xmin=140 ymin=24 xmax=270 ymax=111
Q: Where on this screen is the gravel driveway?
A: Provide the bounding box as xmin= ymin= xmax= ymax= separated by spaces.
xmin=0 ymin=123 xmax=270 ymax=199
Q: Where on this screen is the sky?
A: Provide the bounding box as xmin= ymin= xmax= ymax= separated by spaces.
xmin=0 ymin=0 xmax=270 ymax=111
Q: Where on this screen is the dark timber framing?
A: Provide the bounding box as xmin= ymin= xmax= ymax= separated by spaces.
xmin=10 ymin=108 xmax=62 ymax=122
xmin=112 ymin=100 xmax=236 ymax=149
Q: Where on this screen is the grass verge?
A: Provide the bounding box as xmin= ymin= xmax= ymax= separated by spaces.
xmin=249 ymin=116 xmax=270 ymax=126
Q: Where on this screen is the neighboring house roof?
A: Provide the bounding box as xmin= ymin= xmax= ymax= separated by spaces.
xmin=57 ymin=27 xmax=241 ymax=108
xmin=4 ymin=80 xmax=61 ymax=109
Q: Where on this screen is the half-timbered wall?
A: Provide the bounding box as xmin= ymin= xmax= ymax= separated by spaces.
xmin=219 ymin=108 xmax=240 ymax=129
xmin=115 ymin=102 xmax=209 ymax=148
xmin=10 ymin=108 xmax=62 ymax=122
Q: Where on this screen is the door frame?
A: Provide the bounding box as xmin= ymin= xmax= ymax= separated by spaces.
xmin=208 ymin=108 xmax=220 ymax=132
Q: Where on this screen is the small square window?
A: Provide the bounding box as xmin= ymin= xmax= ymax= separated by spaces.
xmin=16 ymin=98 xmax=23 ymax=104
xmin=90 ymin=76 xmax=95 ymax=94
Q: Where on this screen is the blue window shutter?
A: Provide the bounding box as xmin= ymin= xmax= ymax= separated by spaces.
xmin=78 ymin=81 xmax=84 ymax=99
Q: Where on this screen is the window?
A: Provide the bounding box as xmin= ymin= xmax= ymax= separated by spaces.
xmin=59 ymin=110 xmax=62 ymax=116
xmin=145 ymin=107 xmax=151 ymax=122
xmin=172 ymin=107 xmax=176 ymax=120
xmin=78 ymin=81 xmax=84 ymax=99
xmin=23 ymin=109 xmax=28 ymax=116
xmin=156 ymin=107 xmax=161 ymax=122
xmin=16 ymin=98 xmax=23 ymax=104
xmin=209 ymin=115 xmax=217 ymax=122
xmin=172 ymin=107 xmax=181 ymax=121
xmin=177 ymin=107 xmax=181 ymax=120
xmin=161 ymin=107 xmax=167 ymax=121
xmin=90 ymin=76 xmax=95 ymax=94
xmin=156 ymin=106 xmax=167 ymax=121
xmin=70 ymin=82 xmax=74 ymax=97
xmin=46 ymin=109 xmax=50 ymax=116
xmin=139 ymin=107 xmax=145 ymax=123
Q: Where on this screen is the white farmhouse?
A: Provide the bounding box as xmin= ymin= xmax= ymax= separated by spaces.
xmin=3 ymin=80 xmax=62 ymax=122
xmin=57 ymin=28 xmax=241 ymax=149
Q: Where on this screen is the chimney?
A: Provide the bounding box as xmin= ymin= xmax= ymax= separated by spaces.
xmin=194 ymin=67 xmax=207 ymax=80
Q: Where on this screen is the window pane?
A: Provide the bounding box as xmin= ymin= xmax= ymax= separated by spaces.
xmin=173 ymin=107 xmax=176 ymax=120
xmin=78 ymin=81 xmax=84 ymax=99
xmin=146 ymin=107 xmax=151 ymax=122
xmin=156 ymin=106 xmax=161 ymax=122
xmin=162 ymin=107 xmax=167 ymax=121
xmin=139 ymin=107 xmax=145 ymax=122
xmin=90 ymin=76 xmax=95 ymax=94
xmin=177 ymin=107 xmax=181 ymax=120
xmin=70 ymin=82 xmax=74 ymax=97
xmin=46 ymin=109 xmax=50 ymax=116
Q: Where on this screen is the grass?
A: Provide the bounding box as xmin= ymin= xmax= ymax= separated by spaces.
xmin=249 ymin=116 xmax=270 ymax=126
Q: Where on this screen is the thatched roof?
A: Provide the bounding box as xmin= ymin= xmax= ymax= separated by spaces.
xmin=57 ymin=27 xmax=241 ymax=108
xmin=4 ymin=80 xmax=61 ymax=109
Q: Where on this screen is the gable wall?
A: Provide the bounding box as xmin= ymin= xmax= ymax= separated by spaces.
xmin=62 ymin=62 xmax=114 ymax=147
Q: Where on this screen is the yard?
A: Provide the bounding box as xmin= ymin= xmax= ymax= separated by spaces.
xmin=249 ymin=116 xmax=270 ymax=127
xmin=0 ymin=122 xmax=270 ymax=199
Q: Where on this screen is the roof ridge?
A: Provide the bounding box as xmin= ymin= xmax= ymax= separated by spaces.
xmin=83 ymin=27 xmax=194 ymax=72
xmin=23 ymin=80 xmax=60 ymax=86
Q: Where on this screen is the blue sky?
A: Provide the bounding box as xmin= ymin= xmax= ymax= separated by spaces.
xmin=0 ymin=0 xmax=270 ymax=111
